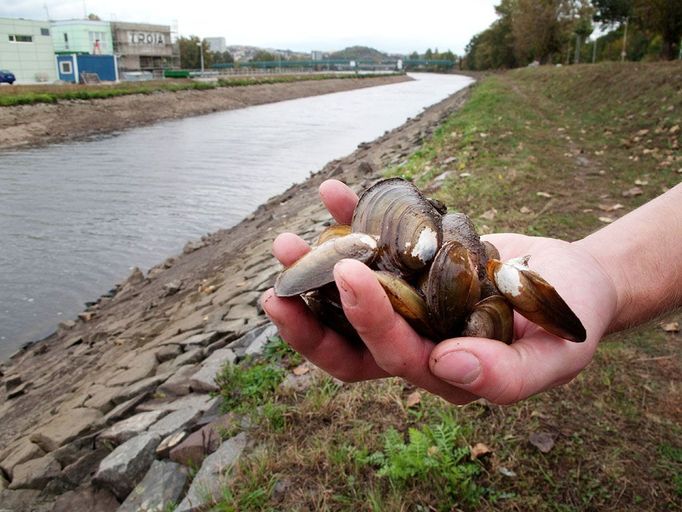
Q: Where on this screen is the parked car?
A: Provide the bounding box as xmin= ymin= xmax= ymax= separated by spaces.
xmin=0 ymin=70 xmax=16 ymax=84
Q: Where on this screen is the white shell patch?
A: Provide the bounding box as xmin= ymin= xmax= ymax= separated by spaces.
xmin=410 ymin=227 xmax=438 ymax=263
xmin=494 ymin=257 xmax=529 ymax=297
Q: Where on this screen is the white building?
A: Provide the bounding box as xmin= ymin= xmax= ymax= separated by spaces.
xmin=0 ymin=17 xmax=57 ymax=83
xmin=205 ymin=37 xmax=226 ymax=53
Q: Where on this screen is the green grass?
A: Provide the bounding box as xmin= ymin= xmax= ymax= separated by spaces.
xmin=212 ymin=62 xmax=681 ymax=511
xmin=0 ymin=72 xmax=402 ymax=107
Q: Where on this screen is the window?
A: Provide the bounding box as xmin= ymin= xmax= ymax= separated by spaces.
xmin=8 ymin=34 xmax=33 ymax=43
xmin=64 ymin=33 xmax=68 ymax=42
xmin=59 ymin=61 xmax=72 ymax=74
xmin=41 ymin=28 xmax=50 ymax=36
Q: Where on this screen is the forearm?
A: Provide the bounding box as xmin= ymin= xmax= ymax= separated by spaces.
xmin=574 ymin=183 xmax=682 ymax=333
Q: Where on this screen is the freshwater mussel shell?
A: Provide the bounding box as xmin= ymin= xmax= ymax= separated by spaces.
xmin=274 ymin=232 xmax=378 ymax=297
xmin=351 ymin=178 xmax=442 ymax=277
xmin=373 ymin=271 xmax=437 ymax=340
xmin=303 ymin=284 xmax=362 ymax=344
xmin=426 ymin=240 xmax=481 ymax=339
xmin=487 ymin=257 xmax=586 ymax=343
xmin=317 ymin=224 xmax=352 ymax=245
xmin=462 ymin=295 xmax=514 ymax=344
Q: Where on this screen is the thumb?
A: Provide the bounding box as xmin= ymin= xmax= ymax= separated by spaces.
xmin=429 ymin=335 xmax=593 ymax=404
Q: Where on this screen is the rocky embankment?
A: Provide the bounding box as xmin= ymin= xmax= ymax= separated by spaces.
xmin=0 ymin=84 xmax=472 ymax=512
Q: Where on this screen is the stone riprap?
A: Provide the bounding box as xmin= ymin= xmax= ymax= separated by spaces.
xmin=0 ymin=84 xmax=472 ymax=511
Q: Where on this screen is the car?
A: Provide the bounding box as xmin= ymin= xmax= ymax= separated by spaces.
xmin=0 ymin=70 xmax=16 ymax=84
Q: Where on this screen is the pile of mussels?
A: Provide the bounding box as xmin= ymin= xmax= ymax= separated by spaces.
xmin=274 ymin=178 xmax=586 ymax=344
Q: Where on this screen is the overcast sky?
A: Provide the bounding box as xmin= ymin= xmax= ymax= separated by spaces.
xmin=1 ymin=0 xmax=500 ymax=54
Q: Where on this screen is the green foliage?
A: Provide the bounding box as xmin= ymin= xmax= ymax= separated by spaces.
xmin=178 ymin=35 xmax=212 ymax=69
xmin=262 ymin=335 xmax=303 ymax=367
xmin=251 ymin=50 xmax=278 ymax=62
xmin=216 ymin=360 xmax=285 ymax=412
xmin=360 ymin=416 xmax=483 ymax=507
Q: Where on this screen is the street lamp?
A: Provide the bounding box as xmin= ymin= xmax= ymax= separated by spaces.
xmin=196 ymin=41 xmax=205 ymax=74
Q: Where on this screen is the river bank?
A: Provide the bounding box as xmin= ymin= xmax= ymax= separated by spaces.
xmin=0 ymin=83 xmax=471 ymax=511
xmin=0 ymin=74 xmax=410 ymax=151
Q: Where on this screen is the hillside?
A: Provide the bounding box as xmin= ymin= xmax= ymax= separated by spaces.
xmin=329 ymin=45 xmax=388 ymax=62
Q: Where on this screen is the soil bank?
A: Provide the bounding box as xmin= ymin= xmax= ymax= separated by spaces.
xmin=0 ymin=74 xmax=410 ymax=151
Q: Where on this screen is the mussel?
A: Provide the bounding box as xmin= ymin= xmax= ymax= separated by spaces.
xmin=274 ymin=178 xmax=586 ymax=344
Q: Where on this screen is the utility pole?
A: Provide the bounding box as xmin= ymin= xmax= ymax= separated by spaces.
xmin=621 ymin=17 xmax=629 ymax=62
xmin=592 ymin=38 xmax=598 ymax=63
xmin=574 ymin=33 xmax=581 ymax=64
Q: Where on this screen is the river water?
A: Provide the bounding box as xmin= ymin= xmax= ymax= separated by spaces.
xmin=0 ymin=73 xmax=473 ymax=359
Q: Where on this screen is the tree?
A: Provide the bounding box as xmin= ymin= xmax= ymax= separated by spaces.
xmin=409 ymin=51 xmax=420 ymax=60
xmin=178 ymin=36 xmax=213 ymax=69
xmin=251 ymin=50 xmax=277 ymax=62
xmin=211 ymin=51 xmax=234 ymax=65
xmin=633 ymin=0 xmax=682 ymax=60
xmin=424 ymin=48 xmax=433 ymax=59
xmin=592 ymin=0 xmax=633 ymax=24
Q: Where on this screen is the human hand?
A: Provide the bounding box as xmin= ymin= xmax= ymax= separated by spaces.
xmin=261 ymin=179 xmax=619 ymax=405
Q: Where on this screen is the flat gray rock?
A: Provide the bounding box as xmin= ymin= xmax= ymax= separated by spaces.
xmin=244 ymin=324 xmax=278 ymax=356
xmin=0 ymin=439 xmax=44 ymax=479
xmin=175 ymin=433 xmax=247 ymax=512
xmin=158 ymin=365 xmax=198 ymax=396
xmin=148 ymin=407 xmax=202 ymax=438
xmin=30 ymin=408 xmax=102 ymax=452
xmin=190 ymin=348 xmax=236 ymax=392
xmin=117 ymin=460 xmax=188 ymax=512
xmin=137 ymin=394 xmax=217 ymax=415
xmin=99 ymin=410 xmax=167 ymax=444
xmin=93 ymin=432 xmax=161 ymax=501
xmin=8 ymin=454 xmax=60 ymax=490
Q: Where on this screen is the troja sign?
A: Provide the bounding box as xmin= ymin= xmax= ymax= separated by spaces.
xmin=127 ymin=32 xmax=166 ymax=45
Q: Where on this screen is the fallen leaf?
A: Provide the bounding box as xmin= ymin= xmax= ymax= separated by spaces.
xmin=582 ymin=208 xmax=594 ymax=213
xmin=536 ymin=191 xmax=552 ymax=198
xmin=622 ymin=187 xmax=643 ymax=197
xmin=670 ymin=124 xmax=680 ymax=134
xmin=598 ymin=203 xmax=624 ymax=212
xmin=529 ymin=431 xmax=558 ymax=453
xmin=293 ymin=364 xmax=311 ymax=376
xmin=406 ymin=390 xmax=422 ymax=408
xmin=470 ymin=443 xmax=493 ymax=460
xmin=498 ymin=467 xmax=517 ymax=478
xmin=634 ymin=179 xmax=649 ymax=186
xmin=661 ymin=322 xmax=680 ymax=333
xmin=459 ymin=172 xmax=472 ymax=178
xmin=520 ymin=206 xmax=532 ymax=214
xmin=480 ymin=209 xmax=497 ymax=221
xmin=637 ymin=129 xmax=650 ymax=136
xmin=598 ymin=216 xmax=614 ymax=223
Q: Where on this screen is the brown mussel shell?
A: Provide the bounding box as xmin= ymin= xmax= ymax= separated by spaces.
xmin=274 ymin=233 xmax=377 ymax=297
xmin=317 ymin=224 xmax=352 ymax=245
xmin=426 ymin=240 xmax=481 ymax=339
xmin=373 ymin=271 xmax=437 ymax=339
xmin=351 ymin=178 xmax=442 ymax=277
xmin=442 ymin=213 xmax=487 ymax=279
xmin=462 ymin=295 xmax=514 ymax=344
xmin=303 ymin=284 xmax=362 ymax=344
xmin=486 ymin=257 xmax=586 ymax=343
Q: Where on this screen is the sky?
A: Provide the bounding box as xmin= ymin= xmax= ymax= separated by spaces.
xmin=0 ymin=0 xmax=500 ymax=55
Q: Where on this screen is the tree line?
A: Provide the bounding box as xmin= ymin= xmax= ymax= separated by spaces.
xmin=464 ymin=0 xmax=682 ymax=70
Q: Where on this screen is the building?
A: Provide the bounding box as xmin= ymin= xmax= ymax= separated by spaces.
xmin=111 ymin=22 xmax=175 ymax=74
xmin=205 ymin=37 xmax=226 ymax=53
xmin=51 ymin=19 xmax=113 ymax=55
xmin=0 ymin=17 xmax=57 ymax=83
xmin=57 ymin=54 xmax=117 ymax=83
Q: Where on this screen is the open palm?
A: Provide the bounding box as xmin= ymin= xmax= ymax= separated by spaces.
xmin=261 ymin=180 xmax=618 ymax=405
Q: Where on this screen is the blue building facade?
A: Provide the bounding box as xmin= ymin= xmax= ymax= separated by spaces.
xmin=56 ymin=54 xmax=117 ymax=82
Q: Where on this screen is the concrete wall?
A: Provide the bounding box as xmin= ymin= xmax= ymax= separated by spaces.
xmin=0 ymin=18 xmax=57 ymax=83
xmin=51 ymin=20 xmax=113 ymax=55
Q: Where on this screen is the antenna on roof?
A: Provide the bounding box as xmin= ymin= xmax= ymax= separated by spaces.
xmin=44 ymin=3 xmax=50 ymax=21
xmin=83 ymin=0 xmax=87 ymax=19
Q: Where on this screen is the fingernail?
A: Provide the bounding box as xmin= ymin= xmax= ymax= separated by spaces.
xmin=334 ymin=262 xmax=358 ymax=307
xmin=432 ymin=351 xmax=481 ymax=385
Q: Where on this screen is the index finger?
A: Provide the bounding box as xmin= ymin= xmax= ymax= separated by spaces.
xmin=319 ymin=179 xmax=359 ymax=225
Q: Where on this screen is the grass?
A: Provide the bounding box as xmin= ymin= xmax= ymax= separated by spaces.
xmin=0 ymin=72 xmax=402 ymax=107
xmin=213 ymin=61 xmax=681 ymax=511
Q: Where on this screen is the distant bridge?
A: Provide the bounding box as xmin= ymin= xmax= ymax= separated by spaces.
xmin=210 ymin=59 xmax=455 ymax=72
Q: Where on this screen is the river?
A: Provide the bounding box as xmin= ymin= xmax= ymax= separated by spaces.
xmin=0 ymin=73 xmax=473 ymax=359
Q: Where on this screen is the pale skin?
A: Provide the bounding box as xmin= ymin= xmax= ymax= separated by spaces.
xmin=261 ymin=180 xmax=682 ymax=405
